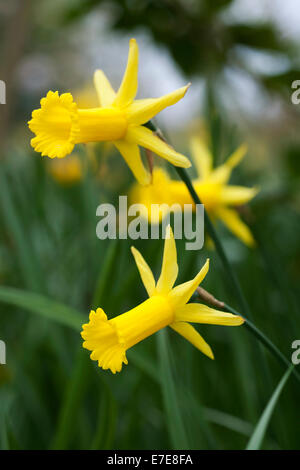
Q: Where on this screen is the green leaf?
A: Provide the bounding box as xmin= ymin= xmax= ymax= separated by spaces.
xmin=51 ymin=348 xmax=91 ymax=450
xmin=223 ymin=303 xmax=300 ymax=384
xmin=92 ymin=239 xmax=120 ymax=309
xmin=246 ymin=365 xmax=294 ymax=450
xmin=91 ymin=381 xmax=117 ymax=450
xmin=51 ymin=237 xmax=120 ymax=450
xmin=0 ymin=390 xmax=14 ymax=450
xmin=0 ymin=286 xmax=84 ymax=330
xmin=203 ymin=407 xmax=253 ymax=437
xmin=156 ymin=329 xmax=189 ymax=449
xmin=0 ymin=172 xmax=44 ymax=292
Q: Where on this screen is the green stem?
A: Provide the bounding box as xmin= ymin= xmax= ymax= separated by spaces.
xmin=223 ymin=302 xmax=300 ymax=384
xmin=91 ymin=379 xmax=117 ymax=450
xmin=147 ymin=120 xmax=251 ymax=319
xmin=156 ymin=329 xmax=190 ymax=449
xmin=175 ymin=166 xmax=251 ymax=318
xmin=51 ymin=348 xmax=90 ymax=449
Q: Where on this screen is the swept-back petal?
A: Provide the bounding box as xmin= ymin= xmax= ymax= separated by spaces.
xmin=93 ymin=70 xmax=116 ymax=107
xmin=127 ymin=85 xmax=190 ymax=126
xmin=114 ymin=39 xmax=138 ymax=108
xmin=168 ymin=259 xmax=209 ymax=309
xmin=170 ymin=322 xmax=214 ymax=359
xmin=126 ymin=125 xmax=191 ymax=168
xmin=190 ymin=137 xmax=212 ymax=180
xmin=175 ymin=303 xmax=244 ymax=326
xmin=209 ymin=143 xmax=248 ymax=184
xmin=114 ymin=140 xmax=151 ymax=186
xmin=131 ymin=246 xmax=156 ymax=297
xmin=220 ymin=186 xmax=258 ymax=206
xmin=156 ymin=225 xmax=178 ymax=294
xmin=216 ymin=206 xmax=255 ymax=247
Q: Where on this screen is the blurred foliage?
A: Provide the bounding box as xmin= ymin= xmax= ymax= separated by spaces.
xmin=61 ymin=0 xmax=300 ymax=89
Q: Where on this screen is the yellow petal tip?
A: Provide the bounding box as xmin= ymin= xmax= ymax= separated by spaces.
xmin=209 ymin=351 xmax=215 ymax=360
xmin=177 ymin=155 xmax=192 ymax=168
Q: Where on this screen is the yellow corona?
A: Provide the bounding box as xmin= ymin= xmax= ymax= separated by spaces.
xmin=81 ymin=226 xmax=244 ymax=373
xmin=28 ymin=39 xmax=191 ymax=185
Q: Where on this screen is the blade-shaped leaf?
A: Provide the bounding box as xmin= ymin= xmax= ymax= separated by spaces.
xmin=0 ymin=286 xmax=84 ymax=330
xmin=246 ymin=365 xmax=294 ymax=450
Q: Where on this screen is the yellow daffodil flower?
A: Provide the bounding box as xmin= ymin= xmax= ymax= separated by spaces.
xmin=47 ymin=153 xmax=83 ymax=185
xmin=81 ymin=226 xmax=244 ymax=373
xmin=28 ymin=39 xmax=191 ymax=186
xmin=130 ymin=138 xmax=258 ymax=246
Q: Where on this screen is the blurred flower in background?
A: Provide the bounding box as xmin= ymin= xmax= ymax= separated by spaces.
xmin=47 ymin=153 xmax=83 ymax=185
xmin=130 ymin=137 xmax=258 ymax=246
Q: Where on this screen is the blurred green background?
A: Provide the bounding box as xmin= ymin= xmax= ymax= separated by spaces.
xmin=0 ymin=0 xmax=299 ymax=450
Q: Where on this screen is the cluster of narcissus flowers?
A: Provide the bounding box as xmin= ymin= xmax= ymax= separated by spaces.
xmin=29 ymin=38 xmax=249 ymax=374
xmin=28 ymin=38 xmax=191 ymax=186
xmin=130 ymin=138 xmax=258 ymax=246
xmin=81 ymin=226 xmax=244 ymax=373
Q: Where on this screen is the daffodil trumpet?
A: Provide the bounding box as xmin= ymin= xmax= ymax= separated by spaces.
xmin=28 ymin=39 xmax=191 ymax=185
xmin=81 ymin=225 xmax=244 ymax=373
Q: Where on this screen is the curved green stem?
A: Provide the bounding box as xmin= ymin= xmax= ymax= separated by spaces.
xmin=148 ymin=121 xmax=299 ymax=388
xmin=223 ymin=302 xmax=300 ymax=384
xmin=146 ymin=120 xmax=251 ymax=318
xmin=175 ymin=166 xmax=252 ymax=318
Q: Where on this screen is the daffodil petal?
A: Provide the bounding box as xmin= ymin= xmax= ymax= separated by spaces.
xmin=209 ymin=143 xmax=248 ymax=184
xmin=127 ymin=85 xmax=190 ymax=126
xmin=156 ymin=225 xmax=178 ymax=294
xmin=114 ymin=38 xmax=138 ymax=108
xmin=220 ymin=186 xmax=258 ymax=205
xmin=226 ymin=143 xmax=248 ymax=168
xmin=93 ymin=70 xmax=116 ymax=107
xmin=174 ymin=303 xmax=244 ymax=326
xmin=190 ymin=137 xmax=212 ymax=179
xmin=168 ymin=259 xmax=209 ymax=309
xmin=216 ymin=206 xmax=255 ymax=247
xmin=130 ymin=246 xmax=156 ymax=297
xmin=114 ymin=140 xmax=151 ymax=186
xmin=126 ymin=125 xmax=191 ymax=168
xmin=170 ymin=321 xmax=214 ymax=359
